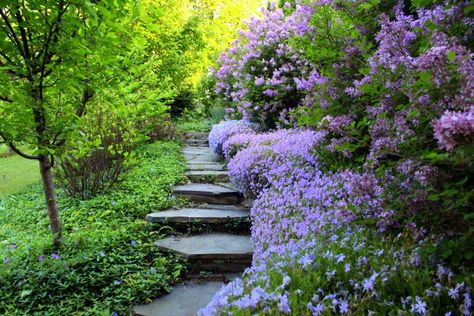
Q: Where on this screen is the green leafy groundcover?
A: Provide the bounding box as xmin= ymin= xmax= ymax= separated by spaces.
xmin=0 ymin=141 xmax=187 ymax=315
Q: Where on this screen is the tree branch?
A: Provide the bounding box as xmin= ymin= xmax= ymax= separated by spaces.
xmin=15 ymin=8 xmax=32 ymax=61
xmin=0 ymin=132 xmax=40 ymax=160
xmin=0 ymin=95 xmax=13 ymax=103
xmin=0 ymin=9 xmax=28 ymax=64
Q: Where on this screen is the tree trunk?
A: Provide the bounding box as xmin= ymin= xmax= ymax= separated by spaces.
xmin=39 ymin=155 xmax=62 ymax=247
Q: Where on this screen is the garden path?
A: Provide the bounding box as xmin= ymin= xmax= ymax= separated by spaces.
xmin=133 ymin=132 xmax=253 ymax=316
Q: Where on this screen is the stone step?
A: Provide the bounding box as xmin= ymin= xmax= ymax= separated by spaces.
xmin=155 ymin=233 xmax=253 ymax=273
xmin=182 ymin=146 xmax=210 ymax=154
xmin=132 ymin=280 xmax=225 ymax=316
xmin=196 ymin=204 xmax=250 ymax=212
xmin=173 ymin=183 xmax=241 ymax=205
xmin=186 ymin=139 xmax=208 ymax=146
xmin=183 ymin=153 xmax=218 ymax=163
xmin=185 ymin=132 xmax=209 ymax=140
xmin=146 ymin=207 xmax=249 ymax=224
xmin=185 ymin=170 xmax=229 ymax=182
xmin=187 ymin=163 xmax=225 ymax=171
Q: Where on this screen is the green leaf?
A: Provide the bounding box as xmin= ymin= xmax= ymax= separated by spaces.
xmin=447 ymin=51 xmax=456 ymax=62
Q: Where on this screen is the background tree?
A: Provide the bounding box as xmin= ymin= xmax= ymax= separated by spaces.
xmin=0 ymin=0 xmax=127 ymax=246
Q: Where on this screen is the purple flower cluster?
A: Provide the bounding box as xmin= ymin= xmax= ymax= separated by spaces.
xmin=200 ymin=226 xmax=472 ymax=315
xmin=208 ymin=120 xmax=253 ymax=157
xmin=199 ymin=1 xmax=474 ymax=315
xmin=433 ymin=108 xmax=474 ymax=151
xmin=360 ymin=1 xmax=474 ymax=159
xmin=212 ymin=3 xmax=318 ymax=128
xmin=225 ymin=129 xmax=325 ymax=197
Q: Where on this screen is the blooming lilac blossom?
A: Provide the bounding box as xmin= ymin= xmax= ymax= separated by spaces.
xmin=433 ymin=108 xmax=474 ymax=151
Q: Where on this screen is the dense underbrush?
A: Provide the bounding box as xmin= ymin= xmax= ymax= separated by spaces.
xmin=0 ymin=141 xmax=187 ymax=315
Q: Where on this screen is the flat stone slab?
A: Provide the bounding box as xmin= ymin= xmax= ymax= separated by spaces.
xmin=146 ymin=208 xmax=249 ymax=224
xmin=197 ymin=204 xmax=250 ymax=212
xmin=182 ymin=146 xmax=210 ymax=154
xmin=155 ymin=233 xmax=253 ymax=260
xmin=132 ymin=281 xmax=224 ymax=316
xmin=173 ymin=183 xmax=238 ymax=197
xmin=186 ymin=139 xmax=208 ymax=145
xmin=188 ymin=163 xmax=225 ymax=171
xmin=174 ymin=183 xmax=241 ymax=205
xmin=185 ymin=170 xmax=228 ymax=181
xmin=184 ymin=153 xmax=218 ymax=163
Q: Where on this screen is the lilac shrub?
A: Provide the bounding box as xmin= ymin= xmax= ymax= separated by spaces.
xmin=213 ymin=3 xmax=317 ymax=128
xmin=208 ymin=120 xmax=253 ymax=157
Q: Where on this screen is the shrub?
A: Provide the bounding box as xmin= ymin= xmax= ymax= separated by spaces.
xmin=55 ymin=108 xmax=134 ymax=200
xmin=226 ymin=129 xmax=325 ymax=197
xmin=208 ymin=120 xmax=254 ymax=157
xmin=212 ymin=4 xmax=315 ymax=129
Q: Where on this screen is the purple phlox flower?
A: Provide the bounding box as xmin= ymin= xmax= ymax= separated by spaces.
xmin=448 ymin=286 xmax=460 ymax=299
xmin=463 ymin=292 xmax=472 ymax=315
xmin=113 ymin=280 xmax=122 ymax=285
xmin=3 ymin=257 xmax=10 ymax=263
xmin=411 ymin=296 xmax=427 ymax=315
xmin=278 ymin=292 xmax=291 ymax=314
xmin=38 ymin=255 xmax=44 ymax=262
xmin=51 ymin=253 xmax=60 ymax=260
xmin=308 ymin=301 xmax=325 ymax=315
xmin=362 ymin=272 xmax=379 ymax=293
xmin=298 ymin=252 xmax=314 ymax=269
xmin=339 ymin=300 xmax=349 ymax=313
xmin=335 ymin=253 xmax=345 ymax=263
xmin=344 ymin=263 xmax=351 ymax=273
xmin=130 ymin=240 xmax=137 ymax=247
xmin=9 ymin=243 xmax=16 ymax=250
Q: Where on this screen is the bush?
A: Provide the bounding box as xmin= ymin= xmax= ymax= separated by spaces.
xmin=213 ymin=0 xmax=474 ymax=268
xmin=201 ymin=226 xmax=473 ymax=315
xmin=208 ymin=120 xmax=254 ymax=157
xmin=55 ymin=108 xmax=134 ymax=199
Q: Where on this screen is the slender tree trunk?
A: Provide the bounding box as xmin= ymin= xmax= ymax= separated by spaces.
xmin=39 ymin=155 xmax=62 ymax=247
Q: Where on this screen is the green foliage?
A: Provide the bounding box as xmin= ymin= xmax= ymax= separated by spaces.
xmin=55 ymin=105 xmax=135 ymax=199
xmin=0 ymin=141 xmax=187 ymax=315
xmin=175 ymin=116 xmax=213 ymax=132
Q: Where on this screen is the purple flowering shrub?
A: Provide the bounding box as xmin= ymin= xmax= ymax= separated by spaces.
xmin=208 ymin=120 xmax=254 ymax=157
xmin=226 ymin=129 xmax=325 ymax=197
xmin=212 ymin=3 xmax=319 ymax=129
xmin=201 ymin=0 xmax=474 ymax=314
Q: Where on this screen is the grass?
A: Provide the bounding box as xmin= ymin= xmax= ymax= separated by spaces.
xmin=0 ymin=140 xmax=188 ymax=315
xmin=0 ymin=144 xmax=41 ymax=197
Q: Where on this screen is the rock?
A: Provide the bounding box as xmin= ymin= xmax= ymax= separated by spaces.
xmin=146 ymin=207 xmax=249 ymax=224
xmin=132 ymin=280 xmax=224 ymax=316
xmin=155 ymin=233 xmax=253 ymax=273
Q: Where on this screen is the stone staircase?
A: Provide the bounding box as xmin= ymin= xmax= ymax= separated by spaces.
xmin=133 ymin=132 xmax=253 ymax=316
